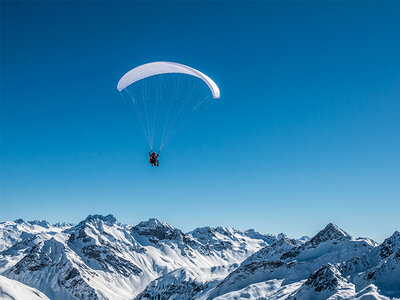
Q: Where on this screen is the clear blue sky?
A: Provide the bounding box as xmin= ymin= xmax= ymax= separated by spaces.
xmin=1 ymin=1 xmax=399 ymax=242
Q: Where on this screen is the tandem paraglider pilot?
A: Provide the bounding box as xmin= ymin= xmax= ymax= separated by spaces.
xmin=149 ymin=151 xmax=159 ymax=167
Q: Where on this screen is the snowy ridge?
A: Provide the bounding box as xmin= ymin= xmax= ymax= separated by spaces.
xmin=0 ymin=215 xmax=271 ymax=299
xmin=0 ymin=216 xmax=399 ymax=299
xmin=0 ymin=219 xmax=69 ymax=252
xmin=142 ymin=223 xmax=398 ymax=300
xmin=201 ymin=223 xmax=384 ymax=299
xmin=0 ymin=275 xmax=50 ymax=300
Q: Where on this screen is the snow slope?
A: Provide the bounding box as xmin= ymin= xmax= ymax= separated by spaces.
xmin=0 ymin=275 xmax=50 ymax=300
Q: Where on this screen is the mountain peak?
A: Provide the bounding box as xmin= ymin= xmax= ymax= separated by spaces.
xmin=53 ymin=222 xmax=74 ymax=228
xmin=14 ymin=219 xmax=26 ymax=225
xmin=379 ymin=231 xmax=400 ymax=259
xmin=80 ymin=214 xmax=117 ymax=227
xmin=13 ymin=219 xmax=51 ymax=229
xmin=297 ymin=236 xmax=311 ymax=244
xmin=309 ymin=223 xmax=350 ymax=246
xmin=326 ymin=223 xmax=347 ymax=232
xmin=28 ymin=220 xmax=51 ymax=228
xmin=277 ymin=233 xmax=287 ymax=240
xmin=388 ymin=231 xmax=400 ymax=243
xmin=383 ymin=231 xmax=400 ymax=248
xmin=135 ymin=218 xmax=174 ymax=230
xmin=132 ymin=218 xmax=183 ymax=243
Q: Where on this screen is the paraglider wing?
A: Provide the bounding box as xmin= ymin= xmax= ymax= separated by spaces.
xmin=117 ymin=61 xmax=220 ymax=151
xmin=117 ymin=61 xmax=220 ymax=99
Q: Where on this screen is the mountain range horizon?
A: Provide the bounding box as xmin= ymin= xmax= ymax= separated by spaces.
xmin=4 ymin=213 xmax=389 ymax=243
xmin=1 ymin=213 xmax=399 ymax=299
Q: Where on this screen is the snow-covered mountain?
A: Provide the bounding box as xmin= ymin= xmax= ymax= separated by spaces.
xmin=0 ymin=216 xmax=398 ymax=300
xmin=0 ymin=219 xmax=70 ymax=252
xmin=0 ymin=215 xmax=274 ymax=299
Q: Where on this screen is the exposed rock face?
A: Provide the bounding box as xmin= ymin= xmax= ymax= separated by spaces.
xmin=78 ymin=214 xmax=117 ymax=227
xmin=286 ymin=264 xmax=350 ymax=300
xmin=67 ymin=218 xmax=143 ymax=277
xmin=379 ymin=231 xmax=400 ymax=260
xmin=303 ymin=264 xmax=344 ymax=292
xmin=135 ymin=269 xmax=207 ymax=300
xmin=131 ymin=218 xmax=186 ymax=244
xmin=6 ymin=238 xmax=100 ymax=300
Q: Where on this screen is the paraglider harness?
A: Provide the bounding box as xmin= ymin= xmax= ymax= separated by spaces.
xmin=149 ymin=151 xmax=159 ymax=166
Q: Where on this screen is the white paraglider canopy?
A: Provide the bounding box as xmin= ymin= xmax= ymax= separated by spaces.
xmin=117 ymin=61 xmax=220 ymax=99
xmin=117 ymin=61 xmax=220 ymax=151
